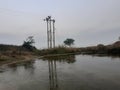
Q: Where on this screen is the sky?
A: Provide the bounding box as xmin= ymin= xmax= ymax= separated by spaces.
xmin=0 ymin=0 xmax=120 ymax=49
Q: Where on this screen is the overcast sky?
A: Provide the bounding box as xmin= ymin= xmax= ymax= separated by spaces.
xmin=0 ymin=0 xmax=120 ymax=48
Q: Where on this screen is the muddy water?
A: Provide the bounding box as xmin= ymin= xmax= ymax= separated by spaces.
xmin=0 ymin=55 xmax=120 ymax=90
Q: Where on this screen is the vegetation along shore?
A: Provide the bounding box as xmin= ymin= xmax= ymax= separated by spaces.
xmin=0 ymin=36 xmax=120 ymax=66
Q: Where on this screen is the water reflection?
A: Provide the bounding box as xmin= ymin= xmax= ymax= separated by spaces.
xmin=43 ymin=55 xmax=76 ymax=90
xmin=43 ymin=55 xmax=76 ymax=63
xmin=48 ymin=60 xmax=58 ymax=90
xmin=90 ymin=54 xmax=120 ymax=59
xmin=0 ymin=55 xmax=120 ymax=90
xmin=7 ymin=60 xmax=35 ymax=74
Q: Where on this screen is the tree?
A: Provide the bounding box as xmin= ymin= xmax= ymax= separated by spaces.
xmin=64 ymin=38 xmax=75 ymax=47
xmin=97 ymin=44 xmax=105 ymax=50
xmin=22 ymin=36 xmax=36 ymax=51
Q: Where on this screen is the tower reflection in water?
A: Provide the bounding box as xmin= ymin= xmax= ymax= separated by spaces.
xmin=48 ymin=60 xmax=58 ymax=90
xmin=43 ymin=55 xmax=76 ymax=90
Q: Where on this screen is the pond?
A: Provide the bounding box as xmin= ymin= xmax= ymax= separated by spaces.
xmin=0 ymin=55 xmax=120 ymax=90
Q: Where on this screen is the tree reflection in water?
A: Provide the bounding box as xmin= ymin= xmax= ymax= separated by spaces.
xmin=43 ymin=55 xmax=76 ymax=90
xmin=42 ymin=55 xmax=76 ymax=63
xmin=7 ymin=60 xmax=35 ymax=74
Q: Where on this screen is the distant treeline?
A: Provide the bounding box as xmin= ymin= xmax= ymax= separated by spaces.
xmin=79 ymin=41 xmax=120 ymax=55
xmin=38 ymin=41 xmax=120 ymax=56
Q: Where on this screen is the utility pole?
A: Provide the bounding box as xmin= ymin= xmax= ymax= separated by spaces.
xmin=52 ymin=19 xmax=55 ymax=48
xmin=49 ymin=16 xmax=52 ymax=48
xmin=44 ymin=16 xmax=56 ymax=49
xmin=44 ymin=17 xmax=49 ymax=48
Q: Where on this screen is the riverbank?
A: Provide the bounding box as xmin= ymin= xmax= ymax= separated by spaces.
xmin=78 ymin=41 xmax=120 ymax=55
xmin=0 ymin=41 xmax=120 ymax=66
xmin=0 ymin=52 xmax=120 ymax=67
xmin=0 ymin=44 xmax=37 ymax=66
xmin=0 ymin=54 xmax=36 ymax=66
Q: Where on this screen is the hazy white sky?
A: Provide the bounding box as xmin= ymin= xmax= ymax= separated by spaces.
xmin=0 ymin=0 xmax=120 ymax=48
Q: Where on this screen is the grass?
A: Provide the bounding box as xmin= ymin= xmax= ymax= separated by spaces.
xmin=0 ymin=41 xmax=120 ymax=65
xmin=37 ymin=46 xmax=79 ymax=55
